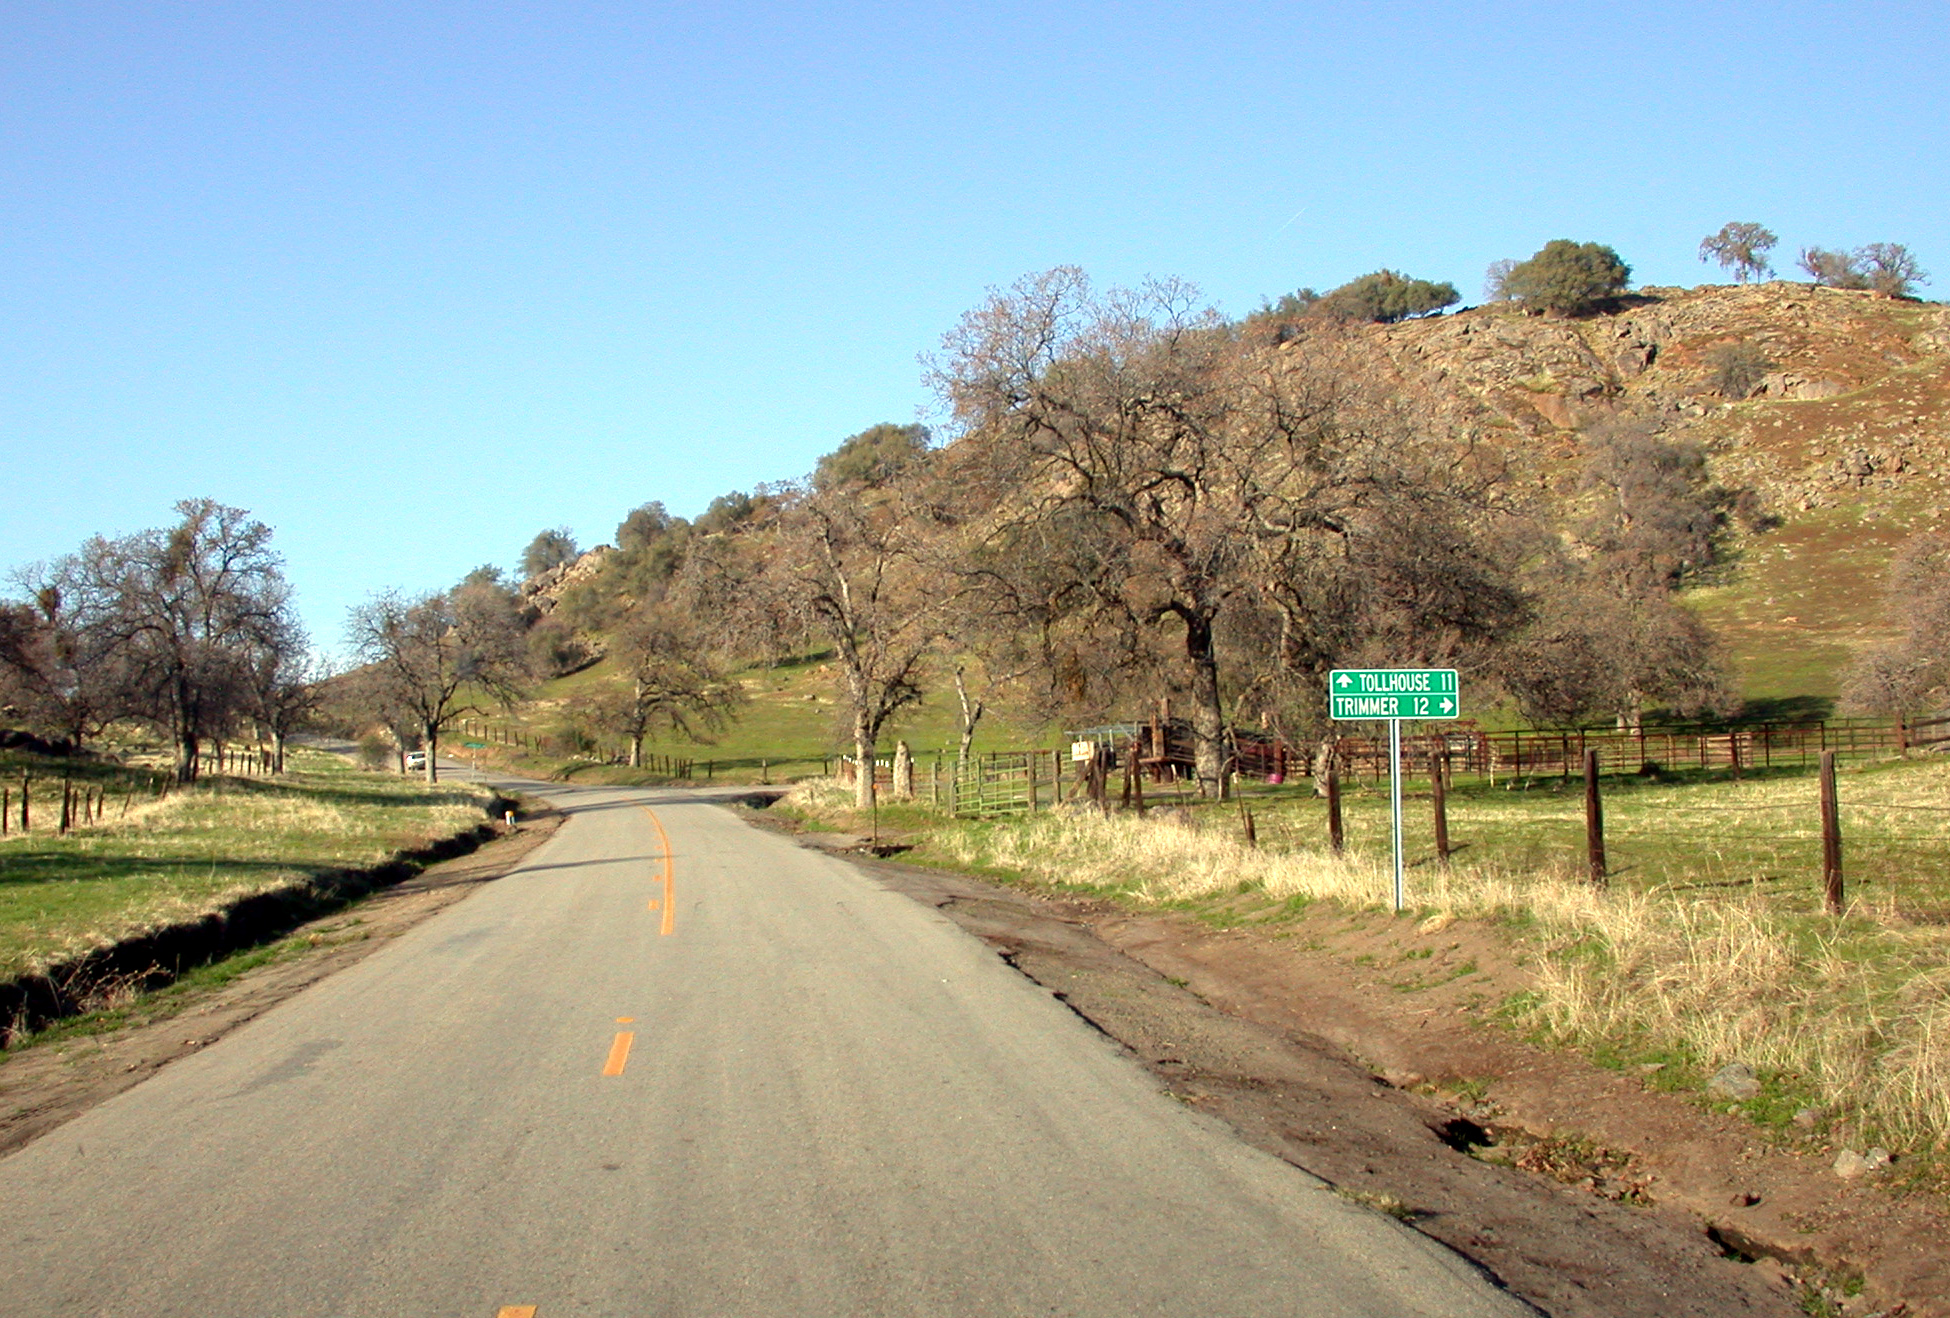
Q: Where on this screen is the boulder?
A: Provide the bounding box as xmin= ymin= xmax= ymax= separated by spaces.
xmin=1707 ymin=1063 xmax=1762 ymax=1102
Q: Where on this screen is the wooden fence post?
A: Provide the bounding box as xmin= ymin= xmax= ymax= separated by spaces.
xmin=1026 ymin=751 xmax=1038 ymax=814
xmin=19 ymin=773 xmax=29 ymax=831
xmin=1430 ymin=752 xmax=1450 ymax=862
xmin=1584 ymin=749 xmax=1606 ymax=886
xmin=1326 ymin=767 xmax=1344 ymax=853
xmin=1241 ymin=804 xmax=1257 ymax=848
xmin=1821 ymin=751 xmax=1844 ymax=914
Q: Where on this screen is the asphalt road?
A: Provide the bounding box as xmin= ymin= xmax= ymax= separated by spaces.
xmin=0 ymin=777 xmax=1531 ymax=1317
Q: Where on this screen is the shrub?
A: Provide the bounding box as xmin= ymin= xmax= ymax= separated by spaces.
xmin=1799 ymin=243 xmax=1927 ymax=297
xmin=1498 ymin=240 xmax=1632 ymax=314
xmin=1702 ymin=341 xmax=1773 ymax=399
xmin=1798 ymin=246 xmax=1868 ymax=289
xmin=520 ymin=527 xmax=579 ymax=580
xmin=1859 ymin=243 xmax=1928 ymax=298
xmin=1315 ymin=270 xmax=1459 ymax=323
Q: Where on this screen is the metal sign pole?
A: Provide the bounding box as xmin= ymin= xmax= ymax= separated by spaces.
xmin=1326 ymin=670 xmax=1459 ymax=915
xmin=1389 ymin=717 xmax=1404 ymax=912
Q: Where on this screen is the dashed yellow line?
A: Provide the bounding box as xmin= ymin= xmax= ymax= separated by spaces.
xmin=497 ymin=1307 xmax=537 ymax=1318
xmin=602 ymin=1032 xmax=634 ymax=1076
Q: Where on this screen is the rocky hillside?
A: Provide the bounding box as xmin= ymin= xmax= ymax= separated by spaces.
xmin=529 ymin=284 xmax=1949 ymax=716
xmin=1355 ymin=284 xmax=1950 ymax=705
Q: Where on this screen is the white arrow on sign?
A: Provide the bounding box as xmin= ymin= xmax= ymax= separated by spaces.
xmin=1440 ymin=697 xmax=1454 ymax=713
xmin=1335 ymin=673 xmax=1353 ymax=688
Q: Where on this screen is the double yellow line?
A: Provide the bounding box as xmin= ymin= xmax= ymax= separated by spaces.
xmin=643 ymin=805 xmax=675 ymax=937
xmin=598 ymin=806 xmax=677 ymax=1082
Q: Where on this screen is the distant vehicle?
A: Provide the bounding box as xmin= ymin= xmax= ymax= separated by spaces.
xmin=405 ymin=751 xmax=427 ymax=771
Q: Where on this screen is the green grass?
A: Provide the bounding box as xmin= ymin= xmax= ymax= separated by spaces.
xmin=3 ymin=913 xmax=379 ymax=1055
xmin=449 ymin=650 xmax=1066 ymax=784
xmin=1237 ymin=756 xmax=1950 ymax=915
xmin=0 ymin=748 xmax=487 ymax=981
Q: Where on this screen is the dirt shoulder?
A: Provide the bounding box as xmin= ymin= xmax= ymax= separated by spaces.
xmin=0 ymin=812 xmax=562 ymax=1157
xmin=820 ymin=831 xmax=1936 ymax=1318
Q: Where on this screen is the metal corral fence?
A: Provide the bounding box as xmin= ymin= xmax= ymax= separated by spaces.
xmin=918 ymin=715 xmax=1950 ymax=818
xmin=1331 ymin=716 xmax=1949 ymax=785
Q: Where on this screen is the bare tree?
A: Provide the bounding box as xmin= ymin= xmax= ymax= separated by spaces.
xmin=1859 ymin=243 xmax=1928 ymax=298
xmin=1502 ymin=422 xmax=1737 ymax=728
xmin=579 ymin=608 xmax=741 ymax=768
xmin=788 ymin=486 xmax=936 ymax=807
xmin=1800 ymin=243 xmax=1927 ymax=298
xmin=0 ymin=576 xmax=126 ymax=749
xmin=931 ymin=268 xmax=1518 ymax=797
xmin=1699 ymin=222 xmax=1777 ymax=283
xmin=688 ymin=461 xmax=938 ymax=807
xmin=348 ymin=579 xmax=530 ymax=782
xmin=242 ymin=625 xmax=328 ymax=773
xmin=1841 ymin=532 xmax=1950 ymax=715
xmin=51 ymin=500 xmax=295 ymax=781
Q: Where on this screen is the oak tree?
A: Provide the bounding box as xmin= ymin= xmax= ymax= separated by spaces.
xmin=348 ymin=578 xmax=530 ymax=782
xmin=1699 ymin=223 xmax=1777 ymax=283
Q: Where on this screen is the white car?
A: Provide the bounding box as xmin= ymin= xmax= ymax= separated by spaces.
xmin=405 ymin=751 xmax=428 ymax=771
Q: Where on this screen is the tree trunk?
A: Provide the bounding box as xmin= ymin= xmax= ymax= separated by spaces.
xmin=892 ymin=740 xmax=914 ymax=799
xmin=1185 ymin=612 xmax=1226 ymax=799
xmin=175 ymin=728 xmax=200 ymax=784
xmin=272 ymin=731 xmax=286 ymax=775
xmin=853 ymin=711 xmax=876 ymax=810
xmin=953 ymin=666 xmax=983 ymax=774
xmin=1311 ymin=735 xmax=1338 ymax=795
xmin=1617 ymin=691 xmax=1645 ymax=734
xmin=425 ymin=722 xmax=440 ymax=783
xmin=629 ymin=731 xmax=643 ymax=768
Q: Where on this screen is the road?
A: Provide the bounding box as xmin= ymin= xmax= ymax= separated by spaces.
xmin=0 ymin=777 xmax=1530 ymax=1317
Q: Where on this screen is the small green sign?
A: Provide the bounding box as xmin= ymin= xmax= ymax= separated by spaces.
xmin=1329 ymin=669 xmax=1460 ymax=721
xmin=463 ymin=742 xmax=487 ymax=749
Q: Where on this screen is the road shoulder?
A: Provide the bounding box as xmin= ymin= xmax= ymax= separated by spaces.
xmin=820 ymin=843 xmax=1813 ymax=1318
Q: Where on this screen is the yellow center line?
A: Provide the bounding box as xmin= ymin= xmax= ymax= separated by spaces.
xmin=497 ymin=1308 xmax=538 ymax=1318
xmin=641 ymin=805 xmax=675 ymax=934
xmin=602 ymin=1031 xmax=634 ymax=1076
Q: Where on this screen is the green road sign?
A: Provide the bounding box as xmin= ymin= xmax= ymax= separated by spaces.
xmin=1328 ymin=668 xmax=1460 ymax=720
xmin=462 ymin=742 xmax=487 ymax=749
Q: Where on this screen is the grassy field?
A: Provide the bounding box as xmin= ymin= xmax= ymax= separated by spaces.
xmin=449 ymin=649 xmax=1061 ymax=784
xmin=0 ymin=748 xmax=488 ymax=982
xmin=1238 ymin=757 xmax=1950 ymax=917
xmin=781 ymin=752 xmax=1950 ymax=1164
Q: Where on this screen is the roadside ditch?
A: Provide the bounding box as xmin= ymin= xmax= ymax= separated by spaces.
xmin=0 ymin=798 xmax=557 ymax=1155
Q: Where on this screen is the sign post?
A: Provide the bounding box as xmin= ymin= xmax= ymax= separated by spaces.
xmin=1328 ymin=669 xmax=1460 ymax=912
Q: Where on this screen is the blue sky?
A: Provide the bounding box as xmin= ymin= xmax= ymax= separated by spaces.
xmin=3 ymin=1 xmax=1944 ymax=653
